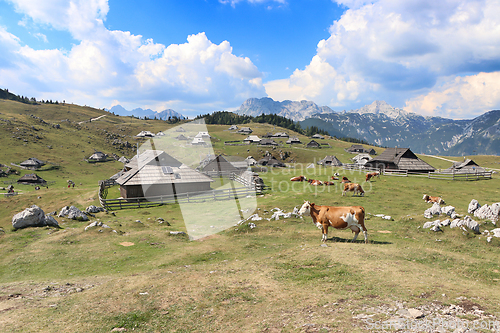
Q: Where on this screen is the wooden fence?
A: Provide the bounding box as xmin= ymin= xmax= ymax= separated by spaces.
xmin=99 ymin=184 xmax=256 ymax=211
xmin=342 ymin=164 xmax=380 ymax=172
xmin=428 ymin=171 xmax=492 ymax=181
xmin=98 ymin=171 xmax=263 ymax=211
xmin=342 ymin=164 xmax=493 ymax=181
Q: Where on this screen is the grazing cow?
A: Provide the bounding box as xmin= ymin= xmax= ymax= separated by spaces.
xmin=308 ymin=179 xmax=323 ymax=186
xmin=290 ymin=175 xmax=307 ymax=182
xmin=298 ymin=201 xmax=368 ymax=243
xmin=341 ymin=176 xmax=351 ymax=183
xmin=342 ymin=183 xmax=364 ymax=196
xmin=422 ymin=194 xmax=445 ymax=204
xmin=365 ymin=171 xmax=380 ymax=182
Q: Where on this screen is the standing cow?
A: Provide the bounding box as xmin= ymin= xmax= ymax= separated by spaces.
xmin=298 ymin=201 xmax=368 ymax=243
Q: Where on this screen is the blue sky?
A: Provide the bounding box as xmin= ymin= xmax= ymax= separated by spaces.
xmin=1 ymin=0 xmax=500 ymax=119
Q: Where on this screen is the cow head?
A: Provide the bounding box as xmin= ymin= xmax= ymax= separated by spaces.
xmin=298 ymin=201 xmax=312 ymax=215
xmin=422 ymin=194 xmax=429 ymax=201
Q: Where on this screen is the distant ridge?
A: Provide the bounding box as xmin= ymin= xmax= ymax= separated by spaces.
xmin=235 ymin=97 xmax=333 ymax=121
xmin=235 ymin=97 xmax=500 ymax=156
xmin=108 ymin=105 xmax=186 ymax=120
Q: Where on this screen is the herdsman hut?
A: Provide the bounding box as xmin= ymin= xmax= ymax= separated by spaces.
xmin=364 ymin=148 xmax=435 ymax=173
xmin=17 ymin=173 xmax=46 ymax=185
xmin=444 ymin=159 xmax=486 ymax=173
xmin=199 ymin=154 xmax=247 ymax=177
xmin=88 ymin=151 xmax=108 ymax=162
xmin=317 ymin=155 xmax=342 ymax=166
xmin=306 ymin=140 xmax=321 ymax=148
xmin=20 ymin=157 xmax=45 ymax=169
xmin=116 ymin=150 xmax=213 ymax=198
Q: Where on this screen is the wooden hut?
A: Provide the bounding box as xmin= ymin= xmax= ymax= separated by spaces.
xmin=286 ymin=137 xmax=302 ymax=144
xmin=311 ymin=134 xmax=325 ymax=139
xmin=345 ymin=144 xmax=376 ymax=155
xmin=306 ymin=140 xmax=321 ymax=148
xmin=116 ymin=150 xmax=213 ymax=199
xmin=237 ymin=127 xmax=253 ymax=134
xmin=243 ymin=135 xmax=261 ymax=144
xmin=20 ymin=157 xmax=45 ymax=169
xmin=257 ymin=154 xmax=285 ymax=167
xmin=88 ymin=151 xmax=108 ymax=162
xmin=444 ymin=159 xmax=486 ymax=173
xmin=259 ymin=139 xmax=278 ymax=146
xmin=364 ymin=148 xmax=434 ymax=173
xmin=199 ymin=155 xmax=247 ymax=176
xmin=17 ymin=173 xmax=46 ymax=185
xmin=317 ymin=155 xmax=342 ymax=166
xmin=135 ymin=130 xmax=155 ymax=138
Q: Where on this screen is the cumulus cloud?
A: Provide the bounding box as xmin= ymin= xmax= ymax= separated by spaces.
xmin=405 ymin=72 xmax=500 ymax=119
xmin=0 ymin=0 xmax=265 ymax=115
xmin=266 ymin=0 xmax=500 ymax=117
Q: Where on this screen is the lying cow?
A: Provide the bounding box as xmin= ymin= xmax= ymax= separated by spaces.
xmin=308 ymin=179 xmax=323 ymax=186
xmin=290 ymin=175 xmax=307 ymax=182
xmin=298 ymin=201 xmax=368 ymax=243
xmin=323 ymin=181 xmax=335 ymax=186
xmin=365 ymin=171 xmax=380 ymax=182
xmin=422 ymin=194 xmax=445 ymax=204
xmin=342 ymin=183 xmax=364 ymax=196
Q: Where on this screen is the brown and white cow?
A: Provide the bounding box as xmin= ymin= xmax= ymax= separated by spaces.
xmin=342 ymin=183 xmax=364 ymax=196
xmin=298 ymin=201 xmax=368 ymax=243
xmin=422 ymin=194 xmax=445 ymax=204
xmin=340 ymin=176 xmax=351 ymax=183
xmin=323 ymin=181 xmax=335 ymax=186
xmin=290 ymin=175 xmax=307 ymax=182
xmin=308 ymin=179 xmax=323 ymax=186
xmin=365 ymin=171 xmax=380 ymax=182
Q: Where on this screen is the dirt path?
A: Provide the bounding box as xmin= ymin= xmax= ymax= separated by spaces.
xmin=78 ymin=114 xmax=106 ymax=125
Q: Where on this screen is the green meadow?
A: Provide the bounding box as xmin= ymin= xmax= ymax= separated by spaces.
xmin=1 ymin=100 xmax=500 ymax=332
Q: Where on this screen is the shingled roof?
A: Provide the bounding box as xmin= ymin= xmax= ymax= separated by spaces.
xmin=364 ymin=148 xmax=434 ymax=172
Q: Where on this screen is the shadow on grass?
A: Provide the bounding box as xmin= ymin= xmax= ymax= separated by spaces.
xmin=325 ymin=236 xmax=392 ymax=245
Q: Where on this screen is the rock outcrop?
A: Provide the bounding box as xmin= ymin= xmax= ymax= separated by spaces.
xmin=12 ymin=205 xmax=60 ymax=229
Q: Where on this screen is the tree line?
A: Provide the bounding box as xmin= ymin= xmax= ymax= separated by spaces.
xmin=195 ymin=111 xmax=329 ymax=137
xmin=1 ymin=88 xmax=63 ymax=105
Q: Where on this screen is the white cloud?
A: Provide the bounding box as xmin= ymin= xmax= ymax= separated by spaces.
xmin=266 ymin=0 xmax=500 ymax=117
xmin=32 ymin=32 xmax=48 ymax=43
xmin=404 ymin=72 xmax=500 ymax=119
xmin=0 ymin=1 xmax=265 ymax=115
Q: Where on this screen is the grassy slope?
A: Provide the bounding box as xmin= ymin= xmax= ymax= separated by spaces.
xmin=0 ymin=100 xmax=500 ymax=332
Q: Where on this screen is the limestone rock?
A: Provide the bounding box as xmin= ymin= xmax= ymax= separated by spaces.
xmin=85 ymin=205 xmax=105 ymax=214
xmin=58 ymin=205 xmax=88 ymax=221
xmin=468 ymin=199 xmax=480 ymax=214
xmin=12 ymin=205 xmax=60 ymax=229
xmin=424 ymin=202 xmax=441 ymax=218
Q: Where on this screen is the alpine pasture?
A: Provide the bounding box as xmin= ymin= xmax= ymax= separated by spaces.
xmin=1 ymin=100 xmax=500 ymax=332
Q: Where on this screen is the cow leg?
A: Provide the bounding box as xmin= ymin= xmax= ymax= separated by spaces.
xmin=350 ymin=226 xmax=360 ymax=242
xmin=322 ymin=225 xmax=328 ymax=242
xmin=363 ymin=230 xmax=368 ymax=244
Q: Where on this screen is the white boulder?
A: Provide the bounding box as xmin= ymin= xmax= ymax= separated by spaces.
xmin=424 ymin=202 xmax=441 ymax=218
xmin=468 ymin=199 xmax=480 ymax=214
xmin=85 ymin=205 xmax=105 ymax=214
xmin=12 ymin=205 xmax=60 ymax=229
xmin=58 ymin=205 xmax=88 ymax=221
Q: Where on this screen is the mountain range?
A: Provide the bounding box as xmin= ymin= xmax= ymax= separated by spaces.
xmin=108 ymin=105 xmax=186 ymax=120
xmin=236 ymin=98 xmax=500 ymax=156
